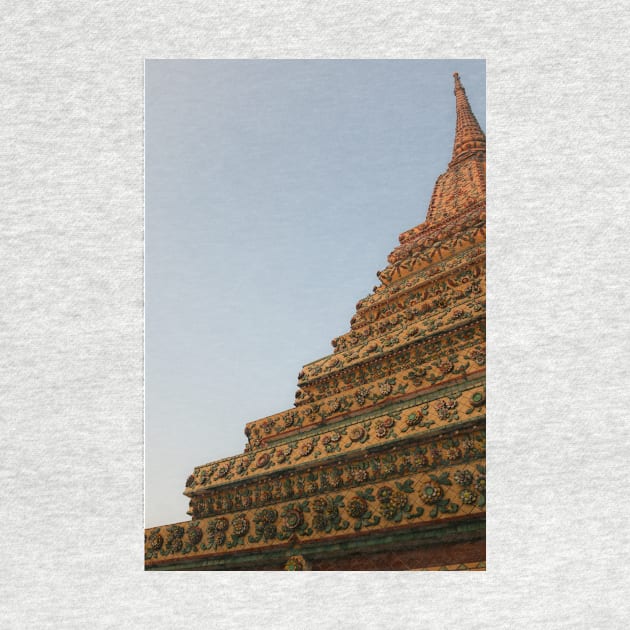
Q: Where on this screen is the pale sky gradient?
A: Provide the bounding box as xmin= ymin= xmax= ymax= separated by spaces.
xmin=145 ymin=59 xmax=485 ymax=527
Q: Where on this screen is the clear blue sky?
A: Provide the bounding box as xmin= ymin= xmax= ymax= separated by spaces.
xmin=145 ymin=59 xmax=485 ymax=527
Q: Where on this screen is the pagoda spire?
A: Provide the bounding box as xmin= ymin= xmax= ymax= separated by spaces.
xmin=449 ymin=72 xmax=485 ymax=167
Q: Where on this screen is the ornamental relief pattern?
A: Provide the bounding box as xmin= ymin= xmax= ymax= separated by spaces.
xmin=389 ymin=202 xmax=484 ymax=264
xmin=145 ymin=460 xmax=486 ymax=564
xmin=337 ymin=257 xmax=485 ymax=340
xmin=382 ymin=216 xmax=484 ymax=276
xmin=185 ymin=404 xmax=485 ymax=504
xmin=245 ymin=326 xmax=485 ymax=444
xmin=308 ymin=291 xmax=485 ymax=379
xmin=297 ymin=312 xmax=485 ymax=402
xmin=353 ymin=243 xmax=485 ymax=315
xmin=295 ymin=330 xmax=483 ymax=408
xmin=311 ymin=277 xmax=486 ymax=378
xmin=398 ymin=197 xmax=484 ymax=247
xmin=377 ymin=223 xmax=485 ymax=286
xmin=344 ymin=264 xmax=485 ymax=339
xmin=317 ymin=287 xmax=485 ymax=375
xmin=249 ymin=360 xmax=482 ymax=448
xmin=189 ymin=431 xmax=485 ymax=520
xmin=423 ymin=158 xmax=485 ymax=226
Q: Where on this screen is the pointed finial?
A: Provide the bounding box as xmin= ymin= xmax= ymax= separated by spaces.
xmin=450 ymin=72 xmax=485 ymax=167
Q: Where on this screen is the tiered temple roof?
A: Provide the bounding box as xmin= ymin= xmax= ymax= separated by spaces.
xmin=145 ymin=73 xmax=486 ymax=571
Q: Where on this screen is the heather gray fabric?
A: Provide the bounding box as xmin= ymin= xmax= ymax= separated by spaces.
xmin=2 ymin=2 xmax=628 ymax=628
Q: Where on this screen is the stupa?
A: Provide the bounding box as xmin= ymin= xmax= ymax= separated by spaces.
xmin=145 ymin=72 xmax=486 ymax=571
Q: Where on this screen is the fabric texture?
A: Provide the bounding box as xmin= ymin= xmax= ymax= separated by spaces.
xmin=2 ymin=1 xmax=628 ymax=627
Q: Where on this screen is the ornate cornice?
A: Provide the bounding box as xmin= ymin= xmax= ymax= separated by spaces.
xmin=190 ymin=379 xmax=485 ymax=494
xmin=146 ymin=455 xmax=486 ymax=569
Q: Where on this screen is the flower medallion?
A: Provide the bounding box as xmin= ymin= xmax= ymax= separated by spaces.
xmin=282 ymin=506 xmax=304 ymax=531
xmin=460 ymin=489 xmax=478 ymax=505
xmin=231 ymin=514 xmax=250 ymax=537
xmin=299 ymin=440 xmax=314 ymax=457
xmin=420 ymin=481 xmax=443 ymax=505
xmin=256 ymin=453 xmax=270 ymax=468
xmin=148 ymin=531 xmax=163 ymax=552
xmin=347 ymin=496 xmax=368 ymax=518
xmin=453 ymin=470 xmax=473 ymax=486
xmin=348 ymin=426 xmax=365 ymax=442
xmin=186 ymin=525 xmax=203 ymax=546
xmin=284 ymin=555 xmax=309 ymax=571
